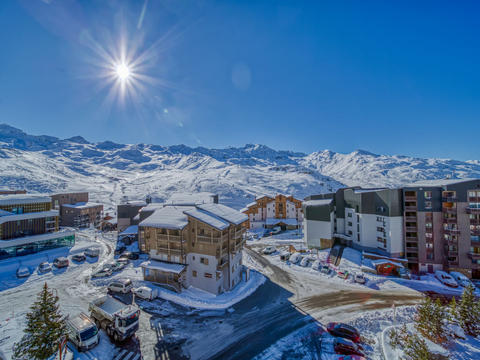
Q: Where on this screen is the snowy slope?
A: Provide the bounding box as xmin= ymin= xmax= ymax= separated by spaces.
xmin=0 ymin=124 xmax=479 ymax=211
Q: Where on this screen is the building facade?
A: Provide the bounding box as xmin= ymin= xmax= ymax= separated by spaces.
xmin=402 ymin=179 xmax=480 ymax=277
xmin=242 ymin=194 xmax=303 ymax=230
xmin=0 ymin=194 xmax=75 ymax=259
xmin=303 ymin=188 xmax=404 ymax=258
xmin=139 ymin=203 xmax=247 ymax=295
xmin=51 ymin=192 xmax=103 ymax=228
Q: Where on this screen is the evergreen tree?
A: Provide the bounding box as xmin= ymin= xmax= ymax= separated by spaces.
xmin=457 ymin=284 xmax=480 ymax=336
xmin=13 ymin=282 xmax=66 ymax=360
xmin=415 ymin=297 xmax=447 ymax=344
xmin=448 ymin=296 xmax=459 ymax=324
xmin=403 ymin=333 xmax=432 ymax=360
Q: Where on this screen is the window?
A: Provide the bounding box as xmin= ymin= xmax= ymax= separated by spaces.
xmin=348 ymin=222 xmax=353 ymax=227
xmin=348 ymin=213 xmax=352 ymax=218
xmin=192 ymin=256 xmax=195 ymax=260
xmin=192 ymin=270 xmax=197 ymax=277
xmin=425 ymin=201 xmax=432 ymax=209
xmin=204 ymin=272 xmax=212 ymax=278
xmin=200 ymin=257 xmax=209 ymax=265
xmin=424 ymin=191 xmax=432 ymax=199
xmin=357 ymin=234 xmax=360 ymax=242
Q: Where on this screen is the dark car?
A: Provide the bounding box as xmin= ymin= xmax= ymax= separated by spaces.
xmin=114 ymin=245 xmax=126 ymax=255
xmin=53 ymin=257 xmax=69 ymax=268
xmin=334 ymin=338 xmax=364 ymax=357
xmin=71 ymin=253 xmax=86 ymax=262
xmin=121 ymin=251 xmax=139 ymax=260
xmin=327 ymin=322 xmax=361 ymax=343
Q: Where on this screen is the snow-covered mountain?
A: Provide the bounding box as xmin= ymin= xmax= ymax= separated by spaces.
xmin=0 ymin=124 xmax=479 ymax=211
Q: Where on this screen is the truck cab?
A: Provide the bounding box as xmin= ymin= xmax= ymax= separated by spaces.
xmin=66 ymin=313 xmax=99 ymax=352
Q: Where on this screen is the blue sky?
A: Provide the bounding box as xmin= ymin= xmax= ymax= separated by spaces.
xmin=0 ymin=0 xmax=479 ymax=160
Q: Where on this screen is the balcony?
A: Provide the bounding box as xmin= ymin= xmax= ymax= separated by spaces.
xmin=442 ymin=207 xmax=457 ymax=215
xmin=443 ymin=218 xmax=457 ymax=224
xmin=447 ymin=250 xmax=458 ymax=257
xmin=405 ymin=226 xmax=417 ymax=232
xmin=471 ymin=229 xmax=480 ymax=236
xmin=406 ymin=246 xmax=418 ymax=252
xmin=468 ymin=252 xmax=480 ymax=260
xmin=444 ymin=228 xmax=460 ymax=235
xmin=406 ymin=236 xmax=418 ymax=242
xmin=404 ymin=205 xmax=418 ymax=211
xmin=442 ymin=196 xmax=457 ymax=202
xmin=405 ymin=216 xmax=417 ymax=222
xmin=466 ymin=207 xmax=480 ymax=214
xmin=404 ymin=195 xmax=417 ymax=201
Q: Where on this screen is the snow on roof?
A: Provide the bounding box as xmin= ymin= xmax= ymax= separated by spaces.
xmin=265 ymin=218 xmax=298 ymax=226
xmin=0 ymin=210 xmax=59 ymax=225
xmin=0 ymin=194 xmax=51 ymax=206
xmin=140 ymin=203 xmax=165 ymax=212
xmin=184 ymin=208 xmax=229 ymax=230
xmin=141 ymin=260 xmax=186 ymax=274
xmin=245 ymin=201 xmax=257 ymax=208
xmin=405 ymin=178 xmax=479 ymax=187
xmin=166 ymin=192 xmax=217 ymax=206
xmin=139 ymin=206 xmax=191 ymax=229
xmin=0 ymin=229 xmax=74 ymax=249
xmin=304 ymin=199 xmax=332 ymax=206
xmin=371 ymin=259 xmax=404 ymax=268
xmin=353 ymin=188 xmax=388 ymax=194
xmin=127 ymin=200 xmax=147 ymax=206
xmin=119 ymin=225 xmax=138 ymax=235
xmin=0 ymin=209 xmax=13 ymax=217
xmin=62 ymin=202 xmax=102 ymax=209
xmin=197 ymin=203 xmax=248 ymax=225
xmin=255 ymin=194 xmax=273 ymax=200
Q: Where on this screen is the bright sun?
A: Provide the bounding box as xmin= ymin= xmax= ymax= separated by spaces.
xmin=115 ymin=63 xmax=131 ymax=80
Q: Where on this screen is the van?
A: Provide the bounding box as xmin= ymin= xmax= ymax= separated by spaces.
xmin=133 ymin=286 xmax=158 ymax=300
xmin=107 ymin=278 xmax=133 ymax=294
xmin=85 ymin=248 xmax=100 ymax=257
xmin=66 ymin=313 xmax=99 ymax=351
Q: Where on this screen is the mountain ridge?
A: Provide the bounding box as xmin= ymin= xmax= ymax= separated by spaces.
xmin=0 ymin=124 xmax=479 ymax=210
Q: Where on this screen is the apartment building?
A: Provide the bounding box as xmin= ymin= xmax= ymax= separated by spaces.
xmin=0 ymin=189 xmax=27 ymax=195
xmin=51 ymin=192 xmax=103 ymax=228
xmin=139 ymin=203 xmax=247 ymax=295
xmin=402 ymin=179 xmax=480 ymax=277
xmin=303 ymin=187 xmax=404 ymax=258
xmin=242 ymin=194 xmax=303 ymax=230
xmin=0 ymin=194 xmax=75 ymax=259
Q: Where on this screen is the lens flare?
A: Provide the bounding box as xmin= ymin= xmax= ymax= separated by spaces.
xmin=115 ymin=63 xmax=131 ymax=81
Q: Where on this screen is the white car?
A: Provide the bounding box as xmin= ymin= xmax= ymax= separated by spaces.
xmin=311 ymin=259 xmax=321 ymax=271
xmin=84 ymin=247 xmax=100 ymax=257
xmin=354 ymin=272 xmax=366 ymax=284
xmin=91 ymin=268 xmax=112 ymax=278
xmin=16 ymin=266 xmax=30 ymax=278
xmin=435 ymin=270 xmax=458 ymax=288
xmin=289 ymin=253 xmax=302 ymax=264
xmin=450 ymin=272 xmax=473 ymax=288
xmin=300 ymin=256 xmax=310 ymax=267
xmin=38 ymin=262 xmax=52 ymax=273
xmin=133 ymin=286 xmax=159 ymax=300
xmin=107 ymin=278 xmax=133 ymax=294
xmin=263 ymin=246 xmax=277 ymax=255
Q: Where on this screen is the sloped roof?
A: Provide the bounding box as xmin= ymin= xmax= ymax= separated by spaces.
xmin=141 ymin=260 xmax=186 ymax=274
xmin=139 ymin=206 xmax=192 ymax=230
xmin=183 ymin=208 xmax=229 ymax=230
xmin=197 ymin=203 xmax=248 ymax=225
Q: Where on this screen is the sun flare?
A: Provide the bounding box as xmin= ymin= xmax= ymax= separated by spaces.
xmin=115 ymin=63 xmax=131 ymax=81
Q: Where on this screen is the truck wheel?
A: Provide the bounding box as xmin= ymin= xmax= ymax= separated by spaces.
xmin=113 ymin=332 xmax=120 ymax=343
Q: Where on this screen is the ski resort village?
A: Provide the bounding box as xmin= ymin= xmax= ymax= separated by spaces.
xmin=1 ymin=165 xmax=480 ymax=359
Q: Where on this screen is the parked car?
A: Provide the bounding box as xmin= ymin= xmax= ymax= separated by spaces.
xmin=300 ymin=256 xmax=310 ymax=267
xmin=133 ymin=286 xmax=158 ymax=300
xmin=53 ymin=257 xmax=69 ymax=268
xmin=311 ymin=259 xmax=321 ymax=271
xmin=320 ymin=265 xmax=331 ymax=275
xmin=354 ymin=272 xmax=366 ymax=284
xmin=397 ymin=267 xmax=411 ymax=279
xmin=289 ymin=253 xmax=302 ymax=264
xmin=117 ymin=257 xmax=130 ymax=265
xmin=435 ymin=270 xmax=458 ymax=288
xmin=38 ymin=262 xmax=52 ymax=273
xmin=91 ymin=268 xmax=113 ymax=278
xmin=114 ymin=245 xmax=126 ymax=255
xmin=71 ymin=253 xmax=86 ymax=262
xmin=334 ymin=337 xmax=364 ymax=357
xmin=103 ymin=261 xmax=126 ymax=272
xmin=450 ymin=271 xmax=473 ymax=288
xmin=263 ymin=246 xmax=277 ymax=255
xmin=262 ymin=230 xmax=272 ymax=237
xmin=107 ymin=278 xmax=133 ymax=294
xmin=337 ymin=269 xmax=349 ymax=280
xmin=120 ymin=251 xmax=139 ymax=260
xmin=85 ymin=248 xmax=100 ymax=257
xmin=327 ymin=322 xmax=361 ymax=343
xmin=279 ymin=251 xmax=290 ymax=261
xmin=271 ymin=226 xmax=281 ymax=235
xmin=16 ymin=266 xmax=30 ymax=278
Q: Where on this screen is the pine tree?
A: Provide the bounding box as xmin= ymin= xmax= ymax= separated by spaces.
xmin=448 ymin=296 xmax=459 ymax=324
xmin=457 ymin=284 xmax=480 ymax=336
xmin=403 ymin=333 xmax=432 ymax=360
xmin=13 ymin=282 xmax=66 ymax=360
xmin=415 ymin=297 xmax=446 ymax=344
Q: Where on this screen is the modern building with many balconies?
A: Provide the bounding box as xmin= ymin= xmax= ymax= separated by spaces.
xmin=0 ymin=194 xmax=75 ymax=259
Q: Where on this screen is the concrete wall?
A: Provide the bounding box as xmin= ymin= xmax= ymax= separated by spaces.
xmin=304 ymin=213 xmax=333 ymax=249
xmin=186 ymin=253 xmax=224 ymax=295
